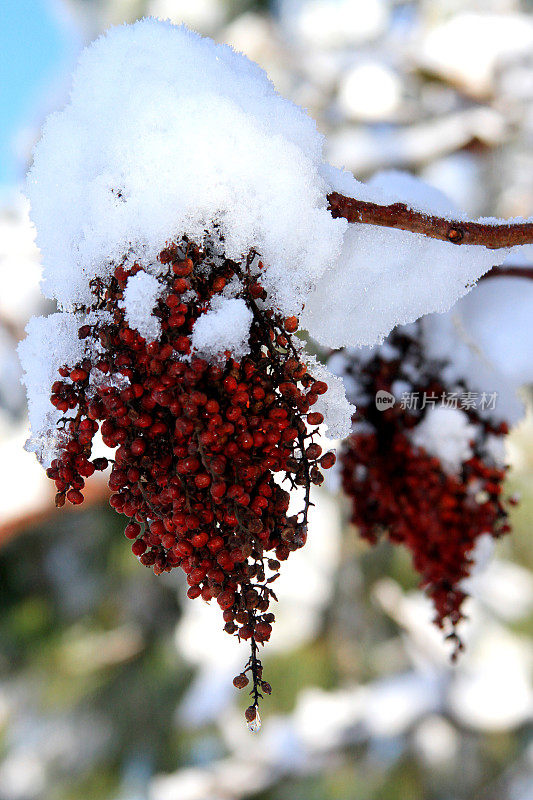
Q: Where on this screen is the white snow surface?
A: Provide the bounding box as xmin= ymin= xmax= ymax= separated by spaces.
xmin=121 ymin=271 xmax=162 ymax=342
xmin=483 ymin=434 xmax=507 ymax=469
xmin=410 ymin=407 xmax=477 ymax=474
xmin=190 ymin=296 xmax=253 ymax=362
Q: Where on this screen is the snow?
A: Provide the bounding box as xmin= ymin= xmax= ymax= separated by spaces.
xmin=302 ymin=223 xmax=499 ymax=348
xmin=421 ymin=303 xmax=526 ymax=426
xmin=26 ymin=18 xmax=344 ymax=317
xmin=26 ymin=21 xmax=524 ymax=348
xmin=366 ymin=169 xmax=460 ymax=217
xmin=419 ymin=268 xmax=533 ymax=427
xmin=483 ymin=434 xmax=506 ymax=468
xmin=421 ymin=153 xmax=484 ymax=216
xmin=409 ymin=407 xmax=476 ymax=474
xmin=121 ymin=271 xmax=162 ymax=343
xmin=304 ymin=355 xmax=355 ymax=440
xmin=18 ymin=313 xmax=91 ymax=467
xmin=454 ymin=277 xmax=533 ymax=391
xmin=190 ymin=296 xmax=253 ymax=362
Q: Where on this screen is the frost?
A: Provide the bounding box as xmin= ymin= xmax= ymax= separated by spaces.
xmin=410 ymin=407 xmax=477 ymax=475
xmin=190 ymin=297 xmax=253 ymax=362
xmin=304 ymin=355 xmax=355 ymax=440
xmin=121 ymin=271 xmax=162 ymax=343
xmin=88 ymin=369 xmax=130 ymax=395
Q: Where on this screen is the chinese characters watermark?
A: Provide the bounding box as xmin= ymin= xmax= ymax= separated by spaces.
xmin=375 ymin=390 xmax=498 ymax=412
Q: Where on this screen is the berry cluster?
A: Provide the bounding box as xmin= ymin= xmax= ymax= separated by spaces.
xmin=44 ymin=239 xmax=335 ymax=725
xmin=339 ymin=329 xmax=511 ymax=655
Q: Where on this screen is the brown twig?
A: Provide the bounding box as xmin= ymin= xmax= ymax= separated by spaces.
xmin=327 ymin=192 xmax=533 ymax=249
xmin=481 ymin=265 xmax=533 ymax=281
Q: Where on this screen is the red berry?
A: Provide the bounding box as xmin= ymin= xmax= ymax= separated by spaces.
xmin=125 ymin=522 xmax=141 ymax=539
xmin=284 ymin=316 xmax=298 ymax=333
xmin=132 ymin=539 xmax=147 ymax=556
xmin=131 ymin=439 xmax=146 ymax=456
xmin=320 ymin=452 xmax=336 ymax=469
xmin=217 ymin=590 xmax=235 ymax=610
xmin=313 ymin=381 xmax=328 ymax=395
xmin=66 ymin=489 xmax=84 ymax=505
xmin=70 ymin=368 xmax=88 ymax=382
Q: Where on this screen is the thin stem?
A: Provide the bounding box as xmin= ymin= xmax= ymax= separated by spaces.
xmin=248 ymin=634 xmax=262 ymax=708
xmin=327 ymin=192 xmax=533 ymax=249
xmin=481 ymin=265 xmax=533 ymax=281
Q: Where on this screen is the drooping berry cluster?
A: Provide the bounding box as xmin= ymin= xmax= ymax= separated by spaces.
xmin=44 ymin=239 xmax=336 ymax=724
xmin=338 ymin=328 xmax=511 ymax=655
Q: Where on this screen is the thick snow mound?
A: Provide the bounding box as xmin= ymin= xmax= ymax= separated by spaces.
xmin=27 ymin=18 xmax=344 ymax=316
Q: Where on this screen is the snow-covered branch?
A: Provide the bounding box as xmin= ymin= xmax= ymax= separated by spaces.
xmin=328 ymin=192 xmax=533 ymax=249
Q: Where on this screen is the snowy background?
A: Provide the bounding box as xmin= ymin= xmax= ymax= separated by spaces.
xmin=1 ymin=1 xmax=533 ymax=799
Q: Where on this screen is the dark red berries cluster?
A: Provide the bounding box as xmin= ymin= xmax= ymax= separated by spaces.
xmin=44 ymin=238 xmax=336 ymax=723
xmin=339 ymin=328 xmax=511 ymax=655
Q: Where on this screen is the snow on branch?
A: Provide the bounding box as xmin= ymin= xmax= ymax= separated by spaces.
xmin=328 ymin=192 xmax=533 ymax=249
xmin=22 ymin=19 xmax=533 ymax=356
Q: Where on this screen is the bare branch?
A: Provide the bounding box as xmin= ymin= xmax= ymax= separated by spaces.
xmin=482 ymin=265 xmax=533 ymax=281
xmin=327 ymin=192 xmax=533 ymax=249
